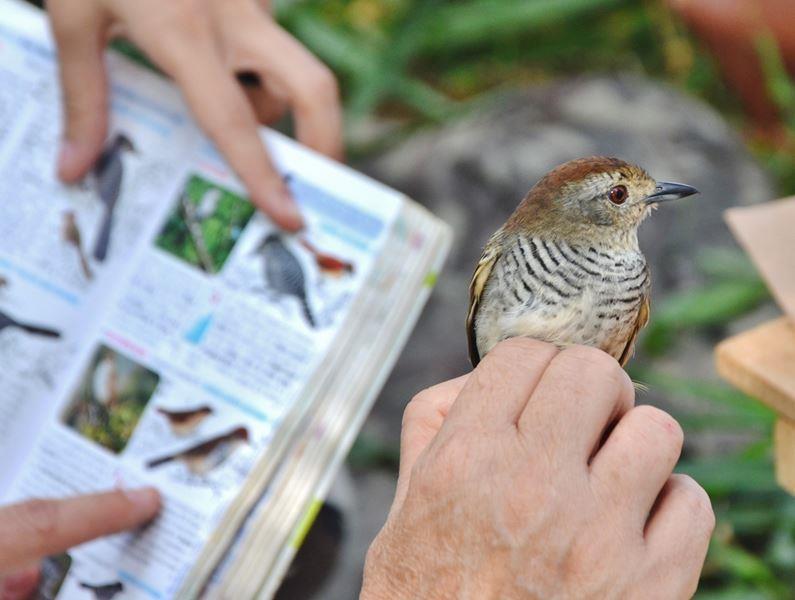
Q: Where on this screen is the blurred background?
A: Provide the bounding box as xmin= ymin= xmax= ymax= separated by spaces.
xmin=266 ymin=1 xmax=795 ymax=599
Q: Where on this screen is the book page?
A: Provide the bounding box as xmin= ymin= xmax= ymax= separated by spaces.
xmin=0 ymin=1 xmax=407 ymax=597
xmin=0 ymin=2 xmax=197 ymax=491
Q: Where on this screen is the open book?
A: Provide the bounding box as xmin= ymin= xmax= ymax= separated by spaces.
xmin=0 ymin=1 xmax=451 ymax=598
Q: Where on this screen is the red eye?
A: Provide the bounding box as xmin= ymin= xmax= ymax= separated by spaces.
xmin=608 ymin=185 xmax=628 ymax=205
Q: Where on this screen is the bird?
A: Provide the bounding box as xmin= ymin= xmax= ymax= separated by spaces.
xmin=299 ymin=238 xmax=354 ymax=277
xmin=0 ymin=309 xmax=61 ymax=338
xmin=146 ymin=426 xmax=249 ymax=477
xmin=467 ymin=156 xmax=698 ymax=368
xmin=195 ymin=187 xmax=222 ymax=221
xmin=78 ymin=581 xmax=124 ymax=600
xmin=256 ymin=233 xmax=316 ymax=327
xmin=62 ymin=211 xmax=93 ymax=280
xmin=90 ymin=132 xmax=136 ymax=261
xmin=156 ymin=405 xmax=213 ymax=436
xmin=92 ymin=352 xmax=118 ymax=407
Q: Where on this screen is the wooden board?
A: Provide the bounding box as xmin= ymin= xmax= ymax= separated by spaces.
xmin=725 ymin=198 xmax=795 ymax=320
xmin=715 ymin=317 xmax=795 ymax=420
xmin=776 ymin=419 xmax=795 ymax=496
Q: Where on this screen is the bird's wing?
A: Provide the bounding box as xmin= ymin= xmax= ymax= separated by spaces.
xmin=618 ymin=289 xmax=650 ymax=367
xmin=466 ymin=244 xmax=501 ymax=367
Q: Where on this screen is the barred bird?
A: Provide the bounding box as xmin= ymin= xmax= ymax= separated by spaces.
xmin=467 ymin=157 xmax=698 ymax=367
xmin=256 ymin=233 xmax=316 ymax=328
xmin=91 ymin=132 xmax=136 ymax=261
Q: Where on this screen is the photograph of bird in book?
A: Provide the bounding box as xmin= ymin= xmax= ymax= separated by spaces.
xmin=467 ymin=156 xmax=698 ymax=371
xmin=155 ymin=174 xmax=256 ymax=274
xmin=62 ymin=345 xmax=159 ymax=454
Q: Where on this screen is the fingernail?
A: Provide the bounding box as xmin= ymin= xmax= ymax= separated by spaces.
xmin=56 ymin=140 xmax=78 ymax=180
xmin=2 ymin=567 xmax=40 ymax=598
xmin=121 ymin=487 xmax=161 ymax=517
xmin=279 ymin=187 xmax=305 ymax=231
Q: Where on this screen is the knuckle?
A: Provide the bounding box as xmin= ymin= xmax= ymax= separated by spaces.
xmin=306 ymin=64 xmax=339 ymax=101
xmin=401 ymin=393 xmax=429 ymax=428
xmin=634 ymin=405 xmax=683 ymax=449
xmin=161 ymin=0 xmax=203 ymax=27
xmin=560 ymin=344 xmax=621 ymax=377
xmin=678 ymin=477 xmax=715 ymax=532
xmin=489 ymin=336 xmax=559 ymax=365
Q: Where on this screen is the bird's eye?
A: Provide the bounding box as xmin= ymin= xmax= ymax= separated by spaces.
xmin=608 ymin=185 xmax=628 ymax=205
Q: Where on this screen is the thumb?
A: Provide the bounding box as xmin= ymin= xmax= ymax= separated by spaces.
xmin=391 ymin=375 xmax=468 ymax=514
xmin=0 ymin=487 xmax=161 ymax=575
xmin=48 ymin=0 xmax=110 ymax=181
xmin=0 ymin=566 xmax=40 ymax=600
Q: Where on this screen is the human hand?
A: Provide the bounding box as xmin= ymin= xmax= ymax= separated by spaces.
xmin=362 ymin=339 xmax=714 ymax=599
xmin=0 ymin=487 xmax=160 ymax=600
xmin=47 ymin=0 xmax=343 ymax=231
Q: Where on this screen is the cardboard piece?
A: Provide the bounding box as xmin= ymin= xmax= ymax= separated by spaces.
xmin=717 ymin=197 xmax=795 ymax=495
xmin=725 ymin=197 xmax=795 ymax=320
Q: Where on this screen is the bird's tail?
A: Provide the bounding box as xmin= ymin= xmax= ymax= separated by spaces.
xmin=146 ymin=454 xmax=175 ymax=469
xmin=93 ymin=210 xmax=113 ymax=261
xmin=19 ymin=323 xmax=61 ymax=338
xmin=300 ymin=297 xmax=316 ymax=328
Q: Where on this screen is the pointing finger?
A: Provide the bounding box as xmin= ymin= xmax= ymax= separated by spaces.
xmin=0 ymin=488 xmax=161 ymax=575
xmin=167 ymin=48 xmax=303 ymax=230
xmin=48 ymin=0 xmax=111 ymax=181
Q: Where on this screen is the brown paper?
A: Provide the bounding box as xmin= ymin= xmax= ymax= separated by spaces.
xmin=725 ymin=197 xmax=795 ymax=320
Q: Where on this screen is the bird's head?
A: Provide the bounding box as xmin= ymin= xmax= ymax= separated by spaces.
xmin=508 ymin=157 xmax=698 ymax=244
xmin=231 ymin=426 xmax=250 ymax=443
xmin=114 ymin=132 xmax=137 ymax=154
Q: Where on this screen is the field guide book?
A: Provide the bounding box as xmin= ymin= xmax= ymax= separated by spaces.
xmin=0 ymin=1 xmax=452 ymax=598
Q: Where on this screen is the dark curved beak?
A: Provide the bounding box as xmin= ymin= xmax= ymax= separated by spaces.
xmin=645 ymin=181 xmax=699 ymax=204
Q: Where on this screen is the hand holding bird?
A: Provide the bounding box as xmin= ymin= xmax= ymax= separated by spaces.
xmin=467 ymin=156 xmax=698 ymax=368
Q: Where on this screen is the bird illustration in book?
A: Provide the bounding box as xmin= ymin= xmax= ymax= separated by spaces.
xmin=156 ymin=405 xmax=213 ymax=436
xmin=146 ymin=426 xmax=249 ymax=477
xmin=299 ymin=238 xmax=354 ymax=278
xmin=79 ymin=580 xmax=124 ymax=600
xmin=92 ymin=352 xmax=118 ymax=408
xmin=467 ymin=156 xmax=698 ymax=368
xmin=256 ymin=233 xmax=315 ymax=328
xmin=0 ymin=309 xmax=61 ymax=338
xmin=90 ymin=132 xmax=137 ymax=262
xmin=195 ymin=187 xmax=222 ymax=221
xmin=62 ymin=211 xmax=93 ymax=280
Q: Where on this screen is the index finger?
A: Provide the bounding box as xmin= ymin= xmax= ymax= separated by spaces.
xmin=441 ymin=337 xmax=559 ymax=433
xmin=169 ymin=51 xmax=304 ymax=231
xmin=0 ymin=488 xmax=160 ymax=575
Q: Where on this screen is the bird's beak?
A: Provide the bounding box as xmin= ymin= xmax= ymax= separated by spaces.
xmin=645 ymin=181 xmax=699 ymax=204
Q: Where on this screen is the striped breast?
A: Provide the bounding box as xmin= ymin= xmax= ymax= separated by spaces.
xmin=474 ymin=235 xmax=649 ymax=362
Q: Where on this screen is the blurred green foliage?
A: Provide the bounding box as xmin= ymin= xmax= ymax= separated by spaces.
xmin=63 ymin=348 xmax=159 ymax=454
xmin=324 ymin=1 xmax=795 ymax=596
xmin=156 ymin=175 xmax=254 ymax=274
